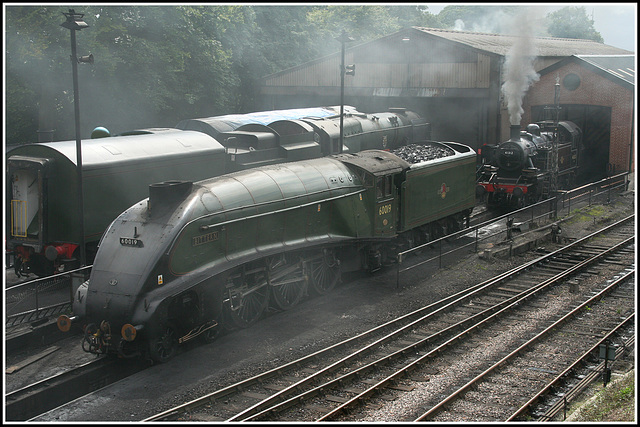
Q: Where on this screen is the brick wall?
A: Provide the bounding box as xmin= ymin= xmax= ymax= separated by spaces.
xmin=523 ymin=62 xmax=634 ymax=173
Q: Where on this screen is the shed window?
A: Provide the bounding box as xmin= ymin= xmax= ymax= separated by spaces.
xmin=563 ymin=73 xmax=581 ymax=91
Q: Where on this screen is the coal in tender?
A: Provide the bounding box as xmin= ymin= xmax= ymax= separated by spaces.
xmin=391 ymin=143 xmax=455 ymax=164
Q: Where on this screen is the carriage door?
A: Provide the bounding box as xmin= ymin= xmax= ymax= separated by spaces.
xmin=375 ymin=174 xmax=396 ymax=236
xmin=7 ymin=156 xmax=51 ymax=249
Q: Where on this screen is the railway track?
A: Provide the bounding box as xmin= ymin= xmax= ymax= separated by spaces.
xmin=5 ymin=357 xmax=148 ymax=421
xmin=142 ymin=214 xmax=634 ymax=422
xmin=415 ymin=271 xmax=635 ymax=422
xmin=1 ymin=205 xmax=491 ymax=422
xmin=512 ymin=315 xmax=634 ymax=421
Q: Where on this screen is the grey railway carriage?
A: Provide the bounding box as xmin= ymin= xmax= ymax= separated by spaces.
xmin=7 ymin=130 xmax=226 ymax=277
xmin=7 ymin=106 xmax=429 ymax=277
xmin=57 ymin=140 xmax=475 ymax=363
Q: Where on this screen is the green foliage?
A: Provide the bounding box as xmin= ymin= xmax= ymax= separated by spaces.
xmin=6 ymin=5 xmax=245 ymax=141
xmin=385 ymin=5 xmax=440 ymax=28
xmin=546 ymin=6 xmax=604 ymax=43
xmin=437 ymin=4 xmax=604 ymax=42
xmin=5 ymin=6 xmax=70 ymax=143
xmin=437 ymin=5 xmax=523 ymax=34
xmin=5 ymin=78 xmax=39 ymax=144
xmin=2 ymin=4 xmax=607 ymax=145
xmin=571 ymin=371 xmax=635 ymax=421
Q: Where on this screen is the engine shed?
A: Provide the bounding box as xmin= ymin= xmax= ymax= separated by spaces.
xmin=258 ymin=27 xmax=633 ymax=176
xmin=523 ymin=54 xmax=635 ymax=180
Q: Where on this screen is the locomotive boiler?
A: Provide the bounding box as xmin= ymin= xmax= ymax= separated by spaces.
xmin=7 ymin=106 xmax=429 ymax=276
xmin=476 ymin=120 xmax=582 ymax=209
xmin=57 ymin=140 xmax=476 ymax=362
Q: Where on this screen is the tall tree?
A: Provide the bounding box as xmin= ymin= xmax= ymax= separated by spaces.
xmin=236 ymin=5 xmax=319 ymax=111
xmin=306 ymin=5 xmax=401 ymax=49
xmin=384 ymin=4 xmax=441 ymax=28
xmin=5 ymin=6 xmax=70 ymax=143
xmin=546 ymin=6 xmax=603 ymax=43
xmin=437 ymin=5 xmax=522 ymax=34
xmin=4 ymin=5 xmax=493 ymax=145
xmin=78 ymin=5 xmax=244 ymax=131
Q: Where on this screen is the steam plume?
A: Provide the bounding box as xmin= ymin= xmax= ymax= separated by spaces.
xmin=501 ymin=9 xmax=540 ymax=125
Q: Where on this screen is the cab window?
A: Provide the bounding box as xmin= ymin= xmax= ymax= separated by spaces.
xmin=376 ymin=175 xmax=392 ymax=200
xmin=356 ymin=169 xmax=374 ymax=188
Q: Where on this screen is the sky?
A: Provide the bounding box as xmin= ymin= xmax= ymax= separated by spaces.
xmin=425 ymin=3 xmax=637 ymax=52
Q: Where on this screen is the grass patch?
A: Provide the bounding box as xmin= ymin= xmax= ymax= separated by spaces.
xmin=570 ymin=370 xmax=635 ymax=422
xmin=564 ymin=204 xmax=608 ymax=226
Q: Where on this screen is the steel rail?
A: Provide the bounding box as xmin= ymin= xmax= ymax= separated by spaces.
xmin=5 ymin=357 xmax=145 ymax=421
xmin=227 ymin=221 xmax=634 ymax=421
xmin=243 ymin=235 xmax=634 ymax=421
xmin=507 ymin=313 xmax=635 ymax=421
xmin=147 ymin=263 xmax=521 ymax=422
xmin=142 ymin=269 xmax=505 ymax=422
xmin=414 ymin=269 xmax=634 ymax=421
xmin=143 ymin=214 xmax=633 ymax=422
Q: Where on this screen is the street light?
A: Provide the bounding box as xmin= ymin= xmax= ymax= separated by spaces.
xmin=336 ymin=29 xmax=355 ymax=154
xmin=61 ymin=9 xmax=90 ymax=267
xmin=402 ymin=36 xmax=411 ymax=89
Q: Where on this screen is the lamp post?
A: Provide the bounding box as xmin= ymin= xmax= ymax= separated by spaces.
xmin=61 ymin=9 xmax=90 ymax=267
xmin=402 ymin=36 xmax=410 ymax=90
xmin=336 ymin=30 xmax=355 ymax=154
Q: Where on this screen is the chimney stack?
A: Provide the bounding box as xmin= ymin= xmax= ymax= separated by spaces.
xmin=510 ymin=125 xmax=521 ymax=141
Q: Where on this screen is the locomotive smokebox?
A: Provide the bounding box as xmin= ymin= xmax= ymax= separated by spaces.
xmin=148 ymin=180 xmax=192 ymax=215
xmin=510 ymin=125 xmax=521 ymax=141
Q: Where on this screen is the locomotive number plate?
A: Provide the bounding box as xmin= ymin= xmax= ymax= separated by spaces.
xmin=378 ymin=204 xmax=392 ymax=216
xmin=120 ymin=237 xmax=143 ymax=247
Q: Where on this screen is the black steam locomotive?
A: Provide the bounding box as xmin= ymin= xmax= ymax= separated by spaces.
xmin=7 ymin=106 xmax=429 ymax=276
xmin=57 ymin=141 xmax=476 ymax=362
xmin=476 ymin=120 xmax=582 ymax=209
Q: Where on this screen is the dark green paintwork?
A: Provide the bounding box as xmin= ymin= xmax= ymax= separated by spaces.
xmin=168 ymin=158 xmax=366 ymax=275
xmin=400 ymin=147 xmax=477 ymax=231
xmin=6 ymin=131 xmax=226 ymax=248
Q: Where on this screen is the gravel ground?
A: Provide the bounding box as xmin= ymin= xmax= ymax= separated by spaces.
xmin=358 ymin=278 xmax=606 ymax=422
xmin=31 ymin=189 xmax=635 ymax=422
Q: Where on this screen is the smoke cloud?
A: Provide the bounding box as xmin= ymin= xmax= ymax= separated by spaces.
xmin=501 ymin=8 xmax=541 ymax=126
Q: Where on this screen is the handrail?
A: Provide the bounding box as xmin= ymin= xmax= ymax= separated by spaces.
xmin=396 ymin=172 xmax=630 ymax=288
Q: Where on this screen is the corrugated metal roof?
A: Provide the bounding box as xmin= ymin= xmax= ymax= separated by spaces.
xmin=413 ymin=27 xmax=633 ymax=57
xmin=575 ymin=55 xmax=635 ymax=85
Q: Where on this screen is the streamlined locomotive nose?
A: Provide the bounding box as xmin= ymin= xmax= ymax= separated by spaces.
xmin=83 ymin=270 xmax=144 ymax=328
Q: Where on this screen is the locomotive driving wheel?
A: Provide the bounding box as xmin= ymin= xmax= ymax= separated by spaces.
xmin=269 ymin=254 xmax=308 ymax=311
xmin=309 ymin=248 xmax=341 ymax=295
xmin=149 ymin=321 xmax=178 ymax=363
xmin=225 ymin=264 xmax=270 ymax=329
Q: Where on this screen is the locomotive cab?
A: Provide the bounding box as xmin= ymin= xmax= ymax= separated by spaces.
xmin=335 ymin=150 xmax=408 ymax=238
xmin=374 ymin=174 xmax=397 ymax=236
